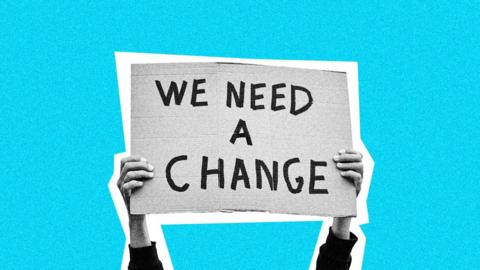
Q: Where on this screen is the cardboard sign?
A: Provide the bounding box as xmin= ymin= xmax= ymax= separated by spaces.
xmin=130 ymin=62 xmax=356 ymax=217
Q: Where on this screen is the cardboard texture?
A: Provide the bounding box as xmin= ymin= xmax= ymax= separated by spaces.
xmin=130 ymin=62 xmax=356 ymax=217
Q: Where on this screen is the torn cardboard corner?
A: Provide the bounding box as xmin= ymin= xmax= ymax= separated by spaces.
xmin=130 ymin=62 xmax=356 ymax=217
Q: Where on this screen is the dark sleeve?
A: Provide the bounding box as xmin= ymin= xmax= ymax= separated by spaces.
xmin=316 ymin=227 xmax=358 ymax=270
xmin=128 ymin=242 xmax=164 ymax=270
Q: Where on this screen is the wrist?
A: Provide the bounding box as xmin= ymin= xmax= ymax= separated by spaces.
xmin=129 ymin=215 xmax=151 ymax=248
xmin=332 ymin=217 xmax=351 ymax=240
xmin=129 ymin=214 xmax=146 ymax=225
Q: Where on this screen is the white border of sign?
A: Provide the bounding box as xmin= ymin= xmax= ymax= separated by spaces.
xmin=109 ymin=52 xmax=374 ymax=270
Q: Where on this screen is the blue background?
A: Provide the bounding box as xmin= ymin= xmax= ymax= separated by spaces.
xmin=1 ymin=1 xmax=479 ymax=269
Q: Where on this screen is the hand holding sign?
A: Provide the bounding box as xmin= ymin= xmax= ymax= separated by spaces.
xmin=116 ymin=150 xmax=364 ymax=247
xmin=333 ymin=149 xmax=363 ymax=195
xmin=116 ymin=155 xmax=155 ymax=248
xmin=330 ymin=149 xmax=364 ymax=240
xmin=117 ymin=156 xmax=155 ymax=213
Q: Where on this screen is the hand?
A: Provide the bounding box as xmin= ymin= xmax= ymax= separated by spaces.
xmin=333 ymin=149 xmax=363 ymax=196
xmin=117 ymin=155 xmax=155 ymax=212
xmin=332 ymin=149 xmax=364 ymax=240
xmin=117 ymin=155 xmax=155 ymax=247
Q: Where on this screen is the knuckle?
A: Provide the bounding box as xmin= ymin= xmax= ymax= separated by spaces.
xmin=125 ymin=171 xmax=137 ymax=180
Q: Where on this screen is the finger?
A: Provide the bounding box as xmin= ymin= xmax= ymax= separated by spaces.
xmin=340 ymin=170 xmax=362 ymax=183
xmin=121 ymin=161 xmax=154 ymax=178
xmin=336 ymin=162 xmax=363 ymax=174
xmin=333 ymin=153 xmax=362 ymax=163
xmin=124 ymin=170 xmax=155 ymax=183
xmin=121 ymin=155 xmax=146 ymax=169
xmin=341 ymin=170 xmax=362 ymax=195
xmin=123 ymin=180 xmax=144 ymax=193
xmin=124 ymin=161 xmax=153 ymax=172
xmin=340 ymin=170 xmax=362 ymax=195
xmin=342 ymin=149 xmax=363 ymax=157
xmin=354 ymin=177 xmax=363 ymax=195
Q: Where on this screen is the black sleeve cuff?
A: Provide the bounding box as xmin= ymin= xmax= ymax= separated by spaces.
xmin=129 ymin=242 xmax=163 ymax=270
xmin=323 ymin=227 xmax=358 ymax=261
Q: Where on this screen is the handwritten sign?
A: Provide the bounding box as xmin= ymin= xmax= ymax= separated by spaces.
xmin=130 ymin=62 xmax=356 ymax=217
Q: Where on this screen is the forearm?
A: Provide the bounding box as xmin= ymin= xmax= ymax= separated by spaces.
xmin=332 ymin=217 xmax=351 ymax=240
xmin=129 ymin=215 xmax=151 ymax=248
xmin=128 ymin=215 xmax=164 ymax=270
